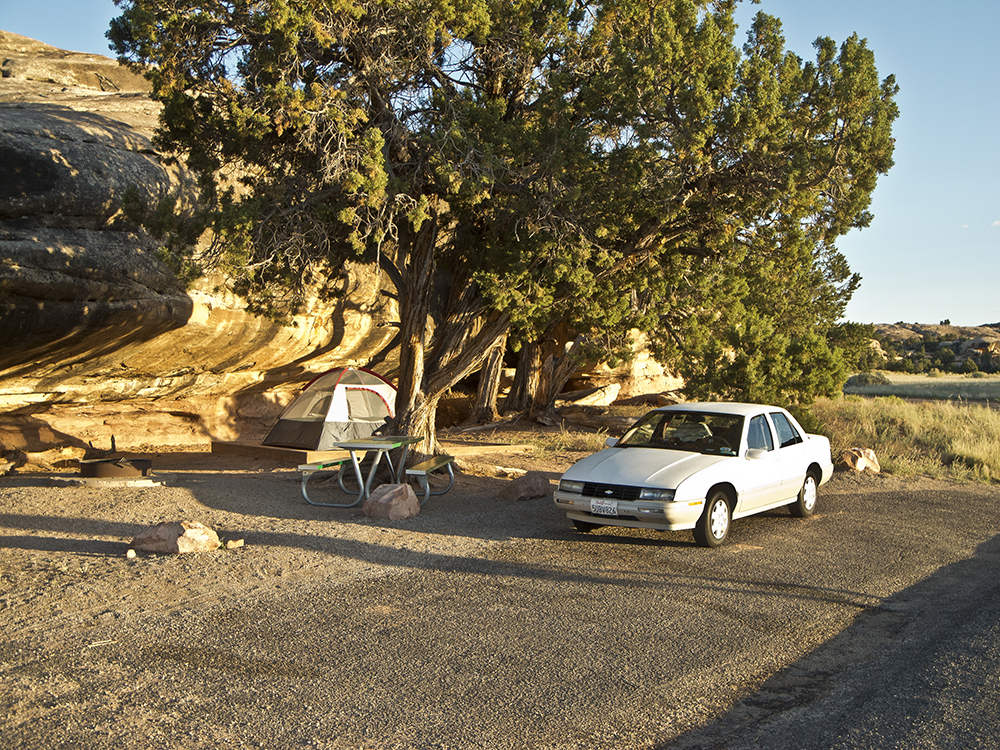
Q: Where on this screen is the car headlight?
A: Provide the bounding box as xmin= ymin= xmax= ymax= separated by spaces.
xmin=559 ymin=479 xmax=585 ymax=494
xmin=639 ymin=488 xmax=676 ymax=502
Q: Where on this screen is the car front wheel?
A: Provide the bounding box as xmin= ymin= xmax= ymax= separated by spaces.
xmin=790 ymin=472 xmax=818 ymax=518
xmin=694 ymin=490 xmax=731 ymax=548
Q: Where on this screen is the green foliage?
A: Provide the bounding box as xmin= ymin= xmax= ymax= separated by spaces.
xmin=828 ymin=322 xmax=881 ymax=372
xmin=845 ymin=371 xmax=891 ymax=387
xmin=679 ymin=308 xmax=847 ymax=407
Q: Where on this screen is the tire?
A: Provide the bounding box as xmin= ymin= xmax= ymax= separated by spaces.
xmin=790 ymin=472 xmax=819 ymax=518
xmin=694 ymin=489 xmax=731 ymax=548
xmin=573 ymin=519 xmax=599 ymax=533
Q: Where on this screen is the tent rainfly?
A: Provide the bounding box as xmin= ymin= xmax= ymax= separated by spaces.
xmin=262 ymin=367 xmax=396 ymax=451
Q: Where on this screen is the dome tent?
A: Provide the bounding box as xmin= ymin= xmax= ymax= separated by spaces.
xmin=262 ymin=367 xmax=396 ymax=451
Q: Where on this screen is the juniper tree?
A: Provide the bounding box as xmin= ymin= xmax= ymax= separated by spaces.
xmin=110 ymin=0 xmax=898 ymax=449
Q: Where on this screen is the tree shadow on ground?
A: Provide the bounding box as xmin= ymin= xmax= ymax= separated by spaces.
xmin=661 ymin=533 xmax=1000 ymax=749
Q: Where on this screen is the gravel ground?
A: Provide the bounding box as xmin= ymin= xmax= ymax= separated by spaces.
xmin=3 ymin=446 xmax=999 ymax=749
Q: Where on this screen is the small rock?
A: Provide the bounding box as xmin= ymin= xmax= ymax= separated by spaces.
xmin=362 ymin=484 xmax=420 ymax=520
xmin=499 ymin=472 xmax=552 ymax=502
xmin=130 ymin=521 xmax=221 ymax=554
xmin=225 ymin=539 xmax=245 ymax=550
xmin=126 ymin=549 xmax=137 ymax=559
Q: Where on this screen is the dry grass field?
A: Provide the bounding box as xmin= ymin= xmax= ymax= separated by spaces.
xmin=812 ymin=393 xmax=1000 ymax=484
xmin=843 ymin=371 xmax=1000 ymax=402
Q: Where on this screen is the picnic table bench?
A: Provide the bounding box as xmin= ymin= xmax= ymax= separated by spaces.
xmin=405 ymin=455 xmax=456 ymax=506
xmin=297 ymin=456 xmax=355 ymax=507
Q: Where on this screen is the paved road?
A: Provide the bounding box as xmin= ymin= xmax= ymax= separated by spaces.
xmin=6 ymin=473 xmax=1000 ymax=749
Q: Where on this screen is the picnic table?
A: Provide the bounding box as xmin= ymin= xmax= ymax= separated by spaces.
xmin=298 ymin=435 xmax=422 ymax=508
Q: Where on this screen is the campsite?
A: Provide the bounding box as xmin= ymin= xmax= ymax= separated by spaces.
xmin=2 ymin=2 xmax=998 ymax=746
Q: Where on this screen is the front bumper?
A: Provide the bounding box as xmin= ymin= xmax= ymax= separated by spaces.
xmin=554 ymin=490 xmax=704 ymax=531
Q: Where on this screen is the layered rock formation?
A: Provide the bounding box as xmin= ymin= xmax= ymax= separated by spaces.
xmin=0 ymin=31 xmax=397 ymax=450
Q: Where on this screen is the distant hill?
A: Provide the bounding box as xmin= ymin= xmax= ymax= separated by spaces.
xmin=874 ymin=322 xmax=1000 ymax=343
xmin=871 ymin=323 xmax=1000 ymax=374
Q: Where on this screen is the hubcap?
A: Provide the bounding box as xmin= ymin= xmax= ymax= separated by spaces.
xmin=710 ymin=499 xmax=729 ymax=538
xmin=802 ymin=477 xmax=817 ymax=510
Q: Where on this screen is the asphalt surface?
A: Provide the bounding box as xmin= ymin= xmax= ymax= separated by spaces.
xmin=5 ymin=472 xmax=1000 ymax=749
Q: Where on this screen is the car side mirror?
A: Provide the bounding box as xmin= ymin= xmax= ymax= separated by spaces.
xmin=745 ymin=448 xmax=769 ymax=460
xmin=605 ymin=436 xmax=619 ymax=448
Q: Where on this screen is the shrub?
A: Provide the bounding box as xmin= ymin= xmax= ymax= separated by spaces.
xmin=845 ymin=371 xmax=892 ymax=387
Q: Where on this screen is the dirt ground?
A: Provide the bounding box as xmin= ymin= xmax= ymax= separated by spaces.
xmin=1 ymin=434 xmax=567 ymax=631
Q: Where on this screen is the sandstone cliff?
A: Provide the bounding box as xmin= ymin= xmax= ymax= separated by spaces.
xmin=0 ymin=31 xmax=397 ymax=451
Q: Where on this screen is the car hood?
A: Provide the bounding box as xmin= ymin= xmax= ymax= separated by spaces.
xmin=562 ymin=447 xmax=729 ymax=489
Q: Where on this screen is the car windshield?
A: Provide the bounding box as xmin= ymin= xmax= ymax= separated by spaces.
xmin=617 ymin=410 xmax=743 ymax=456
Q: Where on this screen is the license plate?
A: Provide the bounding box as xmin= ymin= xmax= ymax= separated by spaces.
xmin=590 ymin=498 xmax=619 ymax=517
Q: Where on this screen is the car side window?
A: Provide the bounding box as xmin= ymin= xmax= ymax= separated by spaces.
xmin=747 ymin=415 xmax=774 ymax=451
xmin=770 ymin=412 xmax=803 ymax=448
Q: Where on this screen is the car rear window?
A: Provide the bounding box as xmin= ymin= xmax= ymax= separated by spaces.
xmin=769 ymin=412 xmax=803 ymax=448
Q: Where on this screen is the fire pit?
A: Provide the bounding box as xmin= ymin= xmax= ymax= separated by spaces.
xmin=78 ymin=458 xmax=153 ymax=478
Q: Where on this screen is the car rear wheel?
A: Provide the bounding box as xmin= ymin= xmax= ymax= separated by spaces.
xmin=694 ymin=490 xmax=731 ymax=548
xmin=790 ymin=472 xmax=818 ymax=518
xmin=573 ymin=519 xmax=599 ymax=533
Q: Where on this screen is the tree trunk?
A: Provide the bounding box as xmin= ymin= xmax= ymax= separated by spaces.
xmin=394 ymin=315 xmax=509 ymax=455
xmin=530 ymin=334 xmax=585 ymax=422
xmin=505 ymin=339 xmax=541 ymax=414
xmin=504 ymin=321 xmax=571 ymax=416
xmin=393 ymin=393 xmax=438 ymax=454
xmin=387 ymin=208 xmax=512 ymax=455
xmin=467 ymin=331 xmax=507 ymax=424
xmin=530 ymin=353 xmax=555 ymax=420
xmin=389 ymin=211 xmax=438 ymax=454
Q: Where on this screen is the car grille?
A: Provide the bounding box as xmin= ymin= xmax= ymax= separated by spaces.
xmin=581 ymin=482 xmax=641 ymax=501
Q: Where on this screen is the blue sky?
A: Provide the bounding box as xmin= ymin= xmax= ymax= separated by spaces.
xmin=3 ymin=0 xmax=998 ymax=326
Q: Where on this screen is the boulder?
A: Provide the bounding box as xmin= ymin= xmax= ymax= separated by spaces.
xmin=960 ymin=337 xmax=1000 ymax=356
xmin=0 ymin=32 xmax=400 ymax=451
xmin=130 ymin=521 xmax=221 ymax=554
xmin=362 ymin=484 xmax=420 ymax=520
xmin=555 ymin=384 xmax=621 ymax=408
xmin=499 ymin=471 xmax=552 ymax=502
xmin=566 ymin=330 xmax=683 ymax=400
xmin=838 ymin=448 xmax=881 ymax=474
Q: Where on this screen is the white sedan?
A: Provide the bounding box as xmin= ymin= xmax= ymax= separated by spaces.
xmin=553 ymin=403 xmax=834 ymax=547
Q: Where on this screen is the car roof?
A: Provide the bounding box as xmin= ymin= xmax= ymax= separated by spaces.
xmin=654 ymin=402 xmax=781 ymax=417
